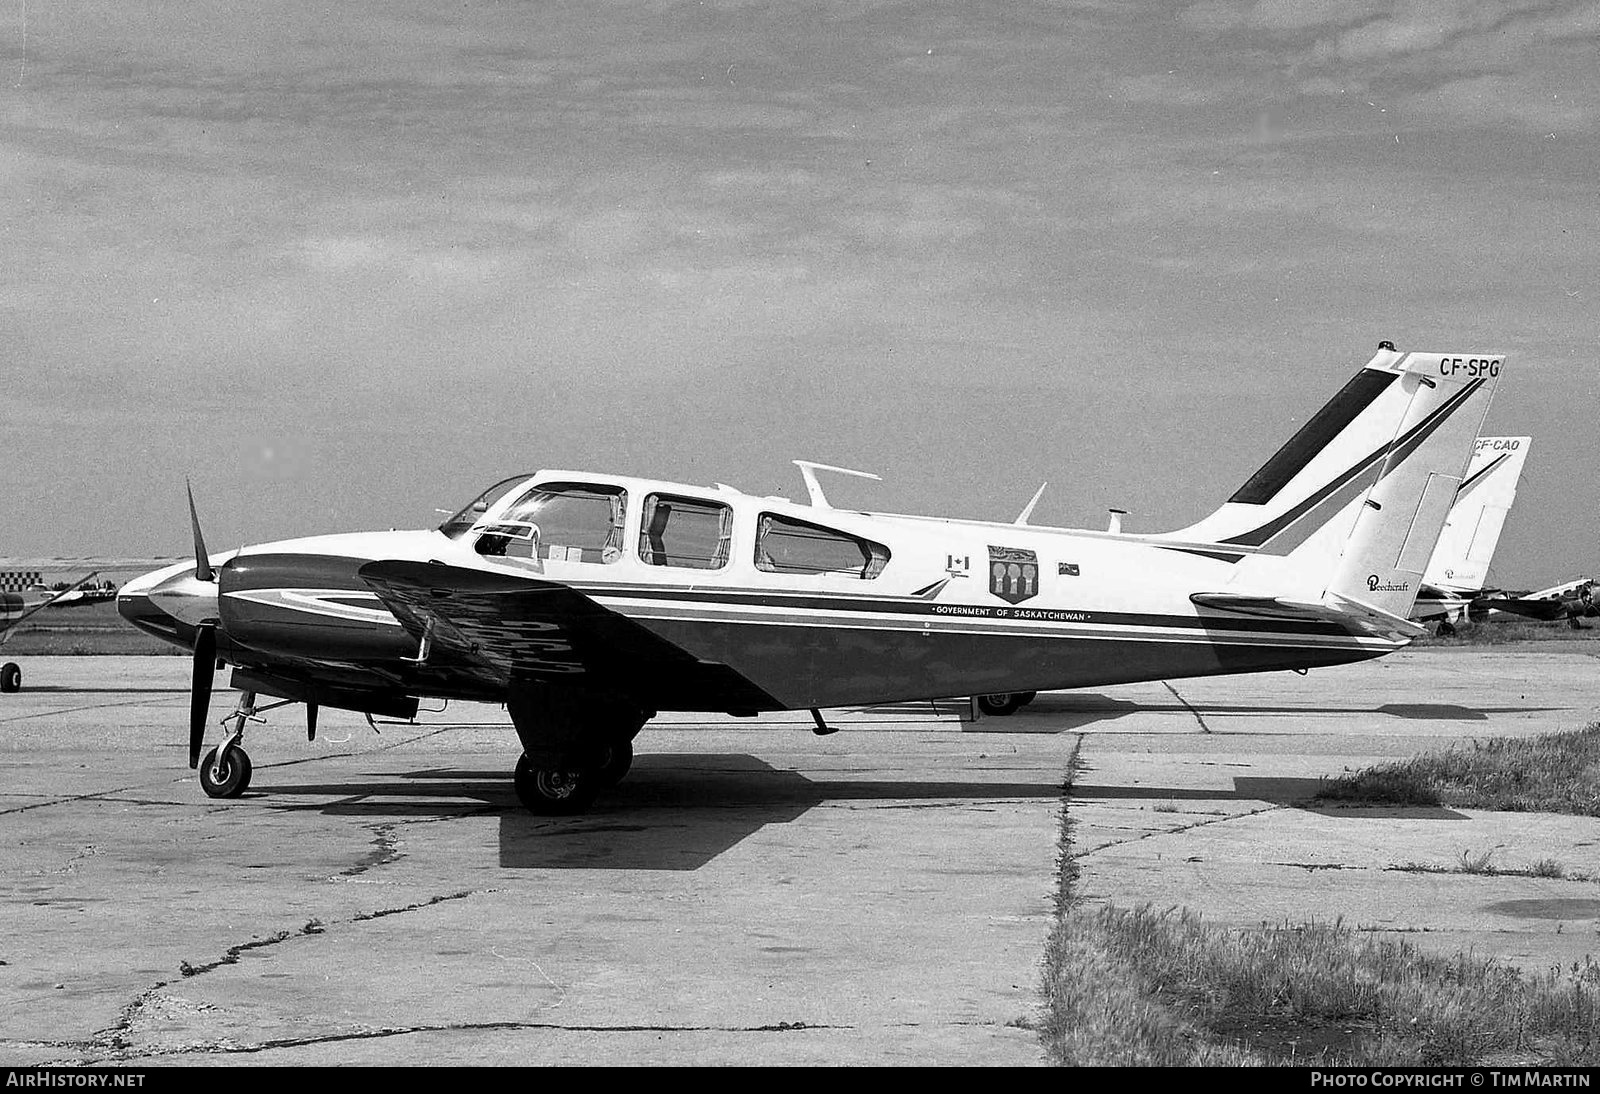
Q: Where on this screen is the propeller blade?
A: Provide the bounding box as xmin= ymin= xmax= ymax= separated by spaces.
xmin=306 ymin=702 xmax=318 ymax=742
xmin=187 ymin=480 xmax=214 ymax=582
xmin=190 ymin=623 xmax=216 ymax=769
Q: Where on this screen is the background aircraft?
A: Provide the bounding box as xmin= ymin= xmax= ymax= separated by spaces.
xmin=1 ymin=559 xmax=180 ymax=692
xmin=1 ymin=571 xmax=104 ymax=692
xmin=117 ymin=345 xmax=1505 ymax=814
xmin=1475 ymin=576 xmax=1597 ymax=627
xmin=1411 ymin=435 xmax=1531 ymax=636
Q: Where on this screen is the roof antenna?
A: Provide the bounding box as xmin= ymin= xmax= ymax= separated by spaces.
xmin=1013 ymin=482 xmax=1048 ymax=526
xmin=792 ymin=461 xmax=881 ymax=509
xmin=1107 ymin=507 xmax=1129 ymax=534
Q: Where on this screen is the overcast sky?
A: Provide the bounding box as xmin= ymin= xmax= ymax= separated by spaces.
xmin=3 ymin=1 xmax=1595 ymax=588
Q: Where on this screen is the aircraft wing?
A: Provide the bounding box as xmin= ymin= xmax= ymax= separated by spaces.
xmin=1471 ymin=595 xmax=1568 ymax=622
xmin=0 ymin=571 xmax=101 ymax=645
xmin=357 ymin=560 xmax=777 ymax=710
xmin=1190 ymin=591 xmax=1427 ymax=639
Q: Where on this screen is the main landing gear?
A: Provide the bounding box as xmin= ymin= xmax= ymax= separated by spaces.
xmin=1 ymin=662 xmax=21 ymax=693
xmin=976 ymin=691 xmax=1037 ymax=717
xmin=508 ymin=687 xmax=648 ymax=815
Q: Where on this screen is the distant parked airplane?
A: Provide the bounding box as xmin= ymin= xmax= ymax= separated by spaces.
xmin=1 ymin=572 xmax=103 ymax=692
xmin=1411 ymin=436 xmax=1531 ymax=636
xmin=1 ymin=559 xmax=178 ymax=692
xmin=1476 ymin=577 xmax=1597 ymax=627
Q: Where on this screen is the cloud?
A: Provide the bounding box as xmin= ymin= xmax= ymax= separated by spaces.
xmin=1401 ymin=71 xmax=1597 ymax=129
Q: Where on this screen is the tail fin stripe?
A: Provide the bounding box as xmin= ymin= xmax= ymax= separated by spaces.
xmin=1376 ymin=377 xmax=1485 ymax=478
xmin=1222 ymin=375 xmax=1484 ymax=550
xmin=1455 ymin=450 xmax=1507 ymax=496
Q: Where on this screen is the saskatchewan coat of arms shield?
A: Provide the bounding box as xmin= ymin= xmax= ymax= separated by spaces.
xmin=988 ymin=545 xmax=1039 ymax=605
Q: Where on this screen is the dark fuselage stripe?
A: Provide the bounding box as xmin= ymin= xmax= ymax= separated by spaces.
xmin=571 ymin=584 xmax=1354 ymax=637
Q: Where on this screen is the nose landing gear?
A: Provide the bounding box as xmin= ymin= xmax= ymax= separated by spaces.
xmin=198 ymin=690 xmax=262 ymax=799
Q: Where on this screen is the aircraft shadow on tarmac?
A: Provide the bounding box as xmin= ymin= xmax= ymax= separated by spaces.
xmin=20 ymin=686 xmax=192 ymax=694
xmin=968 ymin=693 xmax=1561 ymax=731
xmin=257 ymin=754 xmax=1064 ymax=870
xmin=1067 ymin=774 xmax=1469 ymax=821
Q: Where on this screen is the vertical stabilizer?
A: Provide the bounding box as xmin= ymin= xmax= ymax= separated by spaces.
xmin=1421 ymin=436 xmax=1530 ymax=595
xmin=1169 ymin=345 xmax=1418 ymax=555
xmin=1322 ymin=353 xmax=1506 ymax=618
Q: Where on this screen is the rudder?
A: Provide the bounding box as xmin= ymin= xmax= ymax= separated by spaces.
xmin=1323 ymin=353 xmax=1507 ymax=618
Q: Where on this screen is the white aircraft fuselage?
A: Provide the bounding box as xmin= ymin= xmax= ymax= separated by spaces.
xmin=114 ymin=344 xmax=1509 ymax=812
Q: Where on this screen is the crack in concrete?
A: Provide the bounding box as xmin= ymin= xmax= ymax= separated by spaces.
xmin=338 ymin=823 xmax=404 ymax=878
xmin=89 ymin=888 xmax=487 ymax=1061
xmin=178 ymin=927 xmax=304 ymax=979
xmin=1160 ymin=681 xmax=1213 ymax=733
xmin=57 ymin=1018 xmax=847 ymax=1063
xmin=353 ymin=890 xmax=475 ymax=922
xmin=0 ymin=695 xmax=178 ymax=728
xmin=1066 ymin=803 xmax=1281 ymax=859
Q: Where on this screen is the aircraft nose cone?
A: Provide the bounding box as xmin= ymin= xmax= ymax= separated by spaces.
xmin=145 ymin=570 xmax=221 ymax=628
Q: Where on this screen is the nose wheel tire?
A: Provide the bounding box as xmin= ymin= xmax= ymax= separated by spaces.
xmin=199 ymin=746 xmax=252 ymax=798
xmin=514 ymin=753 xmax=600 ymax=815
xmin=0 ymin=662 xmax=20 ymax=693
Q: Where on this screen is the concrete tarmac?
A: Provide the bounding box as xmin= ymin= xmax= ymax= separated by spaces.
xmin=2 ymin=643 xmax=1599 ymax=1066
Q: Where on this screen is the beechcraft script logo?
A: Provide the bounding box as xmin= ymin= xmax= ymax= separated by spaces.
xmin=988 ymin=546 xmax=1039 ymax=604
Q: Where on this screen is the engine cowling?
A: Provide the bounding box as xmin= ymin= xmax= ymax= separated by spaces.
xmin=217 ymin=552 xmax=415 ymax=662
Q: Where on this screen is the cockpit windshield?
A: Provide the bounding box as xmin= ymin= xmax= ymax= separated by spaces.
xmin=438 ymin=475 xmax=534 ymax=539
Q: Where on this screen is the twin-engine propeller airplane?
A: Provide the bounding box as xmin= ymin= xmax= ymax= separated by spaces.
xmin=119 ymin=343 xmax=1507 ymax=814
xmin=1477 ymin=577 xmax=1597 ymax=627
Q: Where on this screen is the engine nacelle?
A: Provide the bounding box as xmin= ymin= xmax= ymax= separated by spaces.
xmin=218 ymin=552 xmax=415 ymax=662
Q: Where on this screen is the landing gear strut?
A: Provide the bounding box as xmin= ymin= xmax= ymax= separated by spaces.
xmin=199 ymin=690 xmax=259 ymax=799
xmin=507 ymin=686 xmax=648 ymax=815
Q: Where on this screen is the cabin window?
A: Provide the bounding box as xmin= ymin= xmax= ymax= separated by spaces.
xmin=476 ymin=482 xmax=627 ymax=564
xmin=755 ymin=514 xmax=889 ymax=579
xmin=638 ymin=494 xmax=733 ymax=570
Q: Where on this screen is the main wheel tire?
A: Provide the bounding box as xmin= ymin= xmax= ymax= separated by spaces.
xmin=514 ymin=752 xmax=599 ymax=815
xmin=595 ymin=737 xmax=633 ymax=787
xmin=199 ymin=746 xmax=251 ymax=799
xmin=1015 ymin=690 xmax=1038 ymax=707
xmin=1436 ymin=621 xmax=1456 ymax=637
xmin=0 ymin=662 xmax=20 ymax=693
xmin=977 ymin=692 xmax=1024 ymax=716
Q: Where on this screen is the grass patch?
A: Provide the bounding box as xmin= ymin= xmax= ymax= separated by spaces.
xmin=1061 ymin=907 xmax=1600 ymax=1065
xmin=1315 ymin=723 xmax=1600 ymax=816
xmin=1043 ymin=745 xmax=1600 ymax=1066
xmin=1413 ymin=618 xmax=1595 ymax=646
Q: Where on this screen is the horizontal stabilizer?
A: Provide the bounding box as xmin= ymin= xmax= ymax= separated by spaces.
xmin=1191 ymin=591 xmax=1427 ymax=640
